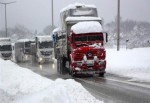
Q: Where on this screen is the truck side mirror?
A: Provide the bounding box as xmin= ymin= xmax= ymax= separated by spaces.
xmin=103 ymin=32 xmax=108 ymax=43
xmin=106 ymin=33 xmax=108 ymax=42
xmin=68 ymin=36 xmax=72 ymax=43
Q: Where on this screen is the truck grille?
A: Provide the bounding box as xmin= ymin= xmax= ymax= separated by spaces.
xmin=41 ymin=51 xmax=52 ymax=56
xmin=2 ymin=53 xmax=12 ymax=57
xmin=86 ymin=50 xmax=97 ymax=59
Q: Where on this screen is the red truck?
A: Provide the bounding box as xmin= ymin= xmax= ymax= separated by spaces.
xmin=53 ymin=4 xmax=108 ymax=77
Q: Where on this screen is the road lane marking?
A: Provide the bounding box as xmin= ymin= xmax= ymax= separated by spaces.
xmin=98 ymin=77 xmax=150 ymax=89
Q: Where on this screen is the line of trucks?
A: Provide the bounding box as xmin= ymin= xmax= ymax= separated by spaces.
xmin=52 ymin=3 xmax=108 ymax=77
xmin=0 ymin=36 xmax=54 ymax=63
xmin=0 ymin=3 xmax=108 ymax=77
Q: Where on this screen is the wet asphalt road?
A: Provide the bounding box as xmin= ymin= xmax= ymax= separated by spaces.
xmin=17 ymin=61 xmax=150 ymax=103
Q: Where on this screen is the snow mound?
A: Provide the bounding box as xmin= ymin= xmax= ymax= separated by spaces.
xmin=0 ymin=59 xmax=103 ymax=103
xmin=13 ymin=79 xmax=102 ymax=103
xmin=0 ymin=59 xmax=52 ymax=95
xmin=71 ymin=21 xmax=103 ymax=34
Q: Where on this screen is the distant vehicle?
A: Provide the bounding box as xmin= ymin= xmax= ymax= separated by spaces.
xmin=53 ymin=4 xmax=108 ymax=77
xmin=13 ymin=39 xmax=33 ymax=62
xmin=0 ymin=38 xmax=12 ymax=60
xmin=35 ymin=36 xmax=54 ymax=63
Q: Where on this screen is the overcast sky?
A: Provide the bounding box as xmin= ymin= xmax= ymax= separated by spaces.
xmin=0 ymin=0 xmax=150 ymax=32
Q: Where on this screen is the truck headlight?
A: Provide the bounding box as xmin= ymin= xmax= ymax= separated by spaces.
xmin=94 ymin=56 xmax=98 ymax=61
xmin=99 ymin=60 xmax=105 ymax=65
xmin=39 ymin=58 xmax=43 ymax=61
xmin=82 ymin=55 xmax=87 ymax=64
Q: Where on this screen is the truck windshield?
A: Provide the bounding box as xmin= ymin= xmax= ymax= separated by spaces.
xmin=39 ymin=41 xmax=53 ymax=49
xmin=0 ymin=45 xmax=12 ymax=51
xmin=25 ymin=42 xmax=30 ymax=48
xmin=75 ymin=35 xmax=103 ymax=42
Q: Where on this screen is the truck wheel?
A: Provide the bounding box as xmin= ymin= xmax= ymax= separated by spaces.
xmin=16 ymin=56 xmax=19 ymax=63
xmin=71 ymin=70 xmax=76 ymax=77
xmin=57 ymin=57 xmax=64 ymax=74
xmin=57 ymin=59 xmax=60 ymax=73
xmin=99 ymin=73 xmax=105 ymax=77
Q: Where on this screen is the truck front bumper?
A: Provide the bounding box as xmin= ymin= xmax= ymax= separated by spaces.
xmin=72 ymin=59 xmax=106 ymax=73
xmin=38 ymin=56 xmax=54 ymax=63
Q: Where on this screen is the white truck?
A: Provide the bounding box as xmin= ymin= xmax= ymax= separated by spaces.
xmin=12 ymin=39 xmax=33 ymax=63
xmin=0 ymin=38 xmax=12 ymax=60
xmin=35 ymin=36 xmax=54 ymax=63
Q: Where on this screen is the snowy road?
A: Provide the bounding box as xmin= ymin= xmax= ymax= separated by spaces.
xmin=18 ymin=61 xmax=150 ymax=103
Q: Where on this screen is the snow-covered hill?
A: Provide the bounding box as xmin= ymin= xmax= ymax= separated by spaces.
xmin=105 ymin=20 xmax=150 ymax=48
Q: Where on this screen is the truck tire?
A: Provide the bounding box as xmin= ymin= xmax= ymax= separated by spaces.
xmin=68 ymin=59 xmax=76 ymax=77
xmin=16 ymin=56 xmax=19 ymax=63
xmin=57 ymin=59 xmax=60 ymax=73
xmin=99 ymin=73 xmax=105 ymax=77
xmin=69 ymin=63 xmax=76 ymax=77
xmin=57 ymin=57 xmax=65 ymax=74
xmin=70 ymin=70 xmax=75 ymax=77
xmin=54 ymin=47 xmax=57 ymax=59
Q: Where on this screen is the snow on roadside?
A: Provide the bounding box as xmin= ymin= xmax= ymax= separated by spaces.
xmin=106 ymin=47 xmax=150 ymax=82
xmin=0 ymin=60 xmax=52 ymax=95
xmin=0 ymin=59 xmax=103 ymax=103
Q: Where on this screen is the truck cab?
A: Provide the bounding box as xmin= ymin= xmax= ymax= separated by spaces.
xmin=13 ymin=39 xmax=33 ymax=63
xmin=35 ymin=36 xmax=54 ymax=63
xmin=68 ymin=21 xmax=107 ymax=76
xmin=0 ymin=38 xmax=12 ymax=60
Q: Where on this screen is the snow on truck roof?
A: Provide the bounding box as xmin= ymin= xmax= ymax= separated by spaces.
xmin=36 ymin=36 xmax=52 ymax=42
xmin=0 ymin=38 xmax=11 ymax=45
xmin=17 ymin=39 xmax=30 ymax=42
xmin=52 ymin=28 xmax=61 ymax=33
xmin=60 ymin=3 xmax=96 ymax=13
xmin=66 ymin=16 xmax=102 ymax=22
xmin=0 ymin=38 xmax=11 ymax=41
xmin=71 ymin=21 xmax=103 ymax=34
xmin=0 ymin=42 xmax=11 ymax=45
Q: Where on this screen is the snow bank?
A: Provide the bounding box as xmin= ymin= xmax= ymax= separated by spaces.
xmin=106 ymin=47 xmax=150 ymax=82
xmin=71 ymin=21 xmax=103 ymax=34
xmin=0 ymin=60 xmax=52 ymax=95
xmin=0 ymin=59 xmax=103 ymax=103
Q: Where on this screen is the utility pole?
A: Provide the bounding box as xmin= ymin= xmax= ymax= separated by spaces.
xmin=117 ymin=0 xmax=120 ymax=51
xmin=126 ymin=39 xmax=129 ymax=50
xmin=51 ymin=0 xmax=54 ymax=30
xmin=0 ymin=1 xmax=16 ymax=37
